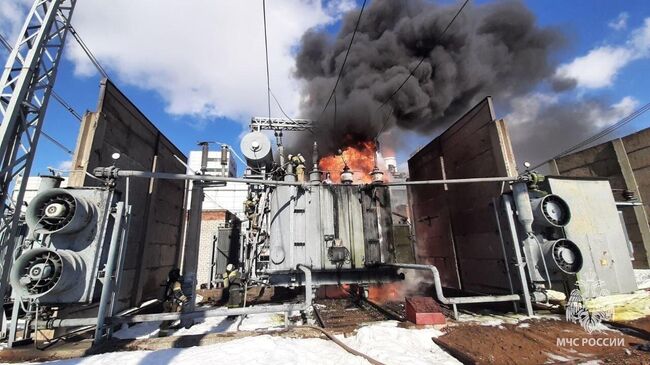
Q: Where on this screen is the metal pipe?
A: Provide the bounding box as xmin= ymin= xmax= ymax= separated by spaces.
xmin=297 ymin=264 xmax=312 ymax=308
xmin=97 ymin=168 xmax=306 ymax=186
xmin=95 ymin=167 xmax=524 ymax=188
xmin=383 ymin=176 xmax=520 ymax=186
xmin=385 ymin=263 xmax=520 ymax=305
xmin=492 ymin=197 xmax=517 ymax=313
xmin=94 ymin=201 xmax=126 ymax=343
xmin=502 ymin=195 xmax=534 ymax=316
xmin=183 ymin=181 xmax=205 ymax=313
xmin=45 ymin=265 xmax=313 ymax=328
xmin=110 ymin=205 xmax=132 ymax=317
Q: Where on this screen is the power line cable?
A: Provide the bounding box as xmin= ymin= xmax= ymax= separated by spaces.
xmin=375 ymin=0 xmax=470 ymax=138
xmin=316 ymin=0 xmax=367 ymax=124
xmin=0 ymin=33 xmax=82 ymax=121
xmin=0 ymin=33 xmax=11 ymax=51
xmin=40 ymin=131 xmax=73 ymax=155
xmin=269 ymin=90 xmax=294 ymax=123
xmin=262 ymin=0 xmax=272 ymax=122
xmin=68 ymin=25 xmax=109 ymax=79
xmin=532 ymin=101 xmax=650 ymax=170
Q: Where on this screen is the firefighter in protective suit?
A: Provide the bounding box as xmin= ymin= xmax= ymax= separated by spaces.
xmin=222 ymin=264 xmax=243 ymax=309
xmin=159 ymin=268 xmax=188 ymax=337
xmin=244 ymin=194 xmax=258 ymax=229
xmin=291 ymin=153 xmax=306 ymax=182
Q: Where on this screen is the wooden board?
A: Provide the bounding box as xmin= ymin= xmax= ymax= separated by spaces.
xmin=69 ymin=79 xmax=186 ymax=308
xmin=408 ymin=97 xmax=517 ymax=293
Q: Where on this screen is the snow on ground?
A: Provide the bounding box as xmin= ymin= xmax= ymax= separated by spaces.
xmin=339 ymin=321 xmax=458 ymax=365
xmin=113 ymin=312 xmax=287 ymax=339
xmin=635 ymin=269 xmax=650 ymax=290
xmin=455 ymin=312 xmax=562 ymax=327
xmin=39 ymin=321 xmax=460 ymax=365
xmin=42 ymin=335 xmax=368 ymax=365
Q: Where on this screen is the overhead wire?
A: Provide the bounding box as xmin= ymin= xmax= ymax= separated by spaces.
xmin=531 ymin=101 xmax=650 ymax=170
xmin=316 ymin=0 xmax=367 ymax=124
xmin=68 ymin=25 xmax=110 ymax=79
xmin=41 ymin=132 xmax=73 ymax=155
xmin=375 ymin=0 xmax=470 ymax=138
xmin=262 ymin=0 xmax=272 ymax=122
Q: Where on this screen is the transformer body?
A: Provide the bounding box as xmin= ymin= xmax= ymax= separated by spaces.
xmin=265 ymin=185 xmax=395 ymax=273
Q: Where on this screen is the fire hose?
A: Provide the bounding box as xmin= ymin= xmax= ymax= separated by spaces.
xmin=303 ymin=324 xmax=386 ymax=365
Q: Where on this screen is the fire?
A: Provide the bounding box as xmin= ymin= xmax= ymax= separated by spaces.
xmin=319 ymin=141 xmax=378 ymax=184
xmin=368 ymin=283 xmax=403 ymax=304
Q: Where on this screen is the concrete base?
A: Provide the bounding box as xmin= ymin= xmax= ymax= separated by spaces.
xmin=405 ymin=296 xmax=446 ymax=325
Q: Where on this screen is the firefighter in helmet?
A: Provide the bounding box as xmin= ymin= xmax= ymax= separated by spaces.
xmin=159 ymin=268 xmax=188 ymax=337
xmin=291 ymin=153 xmax=306 ymax=182
xmin=244 ymin=194 xmax=259 ymax=229
xmin=222 ymin=264 xmax=243 ymax=309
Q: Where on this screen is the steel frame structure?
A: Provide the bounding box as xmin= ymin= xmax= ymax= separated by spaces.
xmin=250 ymin=117 xmax=313 ymax=132
xmin=0 ymin=0 xmax=76 ymax=319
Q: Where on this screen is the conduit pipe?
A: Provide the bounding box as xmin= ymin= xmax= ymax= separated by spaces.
xmin=382 ymin=176 xmax=521 ymax=186
xmin=385 ymin=263 xmax=521 ymax=319
xmin=43 ymin=265 xmax=312 ymax=329
xmin=94 ymin=167 xmax=525 ymax=187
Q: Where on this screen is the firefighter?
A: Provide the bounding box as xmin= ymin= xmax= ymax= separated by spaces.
xmin=222 ymin=264 xmax=243 ymax=308
xmin=244 ymin=194 xmax=258 ymax=229
xmin=159 ymin=268 xmax=188 ymax=337
xmin=292 ymin=153 xmax=306 ymax=182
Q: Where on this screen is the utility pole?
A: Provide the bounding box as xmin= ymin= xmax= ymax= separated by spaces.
xmin=0 ymin=0 xmax=77 ymax=325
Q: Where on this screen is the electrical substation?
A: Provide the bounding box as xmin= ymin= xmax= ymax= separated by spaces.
xmin=0 ymin=0 xmax=650 ymax=363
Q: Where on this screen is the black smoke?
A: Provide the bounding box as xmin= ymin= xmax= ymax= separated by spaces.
xmin=291 ymin=0 xmax=566 ymax=156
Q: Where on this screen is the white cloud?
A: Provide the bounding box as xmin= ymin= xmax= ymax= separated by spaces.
xmin=64 ymin=0 xmax=352 ymax=125
xmin=505 ymin=92 xmax=559 ymax=125
xmin=0 ymin=0 xmax=32 ymax=40
xmin=555 ymin=17 xmax=650 ymax=89
xmin=555 ymin=46 xmax=633 ymax=89
xmin=55 ymin=159 xmax=73 ymax=171
xmin=608 ymin=12 xmax=629 ymax=31
xmin=506 ymin=93 xmax=639 ymax=129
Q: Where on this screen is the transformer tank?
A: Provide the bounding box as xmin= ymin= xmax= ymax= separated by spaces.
xmin=266 ymin=184 xmax=395 ymax=273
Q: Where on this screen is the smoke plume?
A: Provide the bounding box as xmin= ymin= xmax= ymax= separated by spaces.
xmin=291 ymin=0 xmax=565 ymax=156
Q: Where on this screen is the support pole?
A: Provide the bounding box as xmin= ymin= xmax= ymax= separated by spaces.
xmin=94 ymin=201 xmax=126 ymax=344
xmin=182 ymin=143 xmax=209 ymax=314
xmin=502 ymin=195 xmax=534 ymax=316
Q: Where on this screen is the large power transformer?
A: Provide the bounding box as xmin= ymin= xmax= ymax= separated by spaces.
xmin=499 ymin=176 xmax=636 ymax=303
xmin=266 ymin=184 xmax=395 ymax=272
xmin=10 ymin=187 xmax=120 ymax=304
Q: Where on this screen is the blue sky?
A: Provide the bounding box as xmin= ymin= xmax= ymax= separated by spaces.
xmin=0 ymin=0 xmax=648 ymax=177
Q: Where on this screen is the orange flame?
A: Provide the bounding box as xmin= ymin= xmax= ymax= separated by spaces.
xmin=368 ymin=283 xmax=403 ymax=304
xmin=319 ymin=141 xmax=378 ymax=184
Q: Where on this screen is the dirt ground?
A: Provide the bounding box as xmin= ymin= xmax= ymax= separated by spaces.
xmin=434 ymin=319 xmax=650 ymax=364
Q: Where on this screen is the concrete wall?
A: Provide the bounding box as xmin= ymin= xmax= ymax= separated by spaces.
xmin=550 ymin=126 xmax=650 ymax=268
xmin=408 ymin=97 xmax=517 ymax=293
xmin=69 ymin=79 xmax=187 ymax=308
